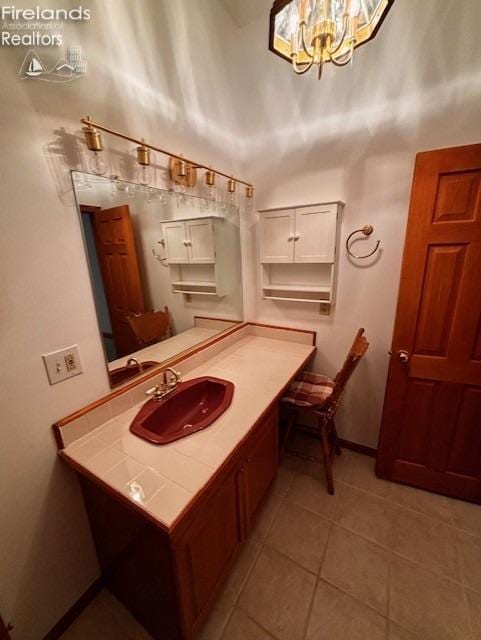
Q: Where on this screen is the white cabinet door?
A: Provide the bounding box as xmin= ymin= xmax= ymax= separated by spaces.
xmin=259 ymin=211 xmax=295 ymax=263
xmin=187 ymin=219 xmax=216 ymax=264
xmin=163 ymin=221 xmax=189 ymax=264
xmin=294 ymin=207 xmax=337 ymax=263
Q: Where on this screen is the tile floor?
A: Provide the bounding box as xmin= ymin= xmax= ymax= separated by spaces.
xmin=60 ymin=443 xmax=481 ymax=640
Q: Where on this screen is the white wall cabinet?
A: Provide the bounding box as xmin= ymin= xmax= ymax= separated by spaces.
xmin=258 ymin=202 xmax=343 ymax=309
xmin=163 ymin=218 xmax=216 ymax=265
xmin=161 ymin=216 xmax=234 ymax=297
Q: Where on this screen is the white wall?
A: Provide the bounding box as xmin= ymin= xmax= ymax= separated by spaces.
xmin=1 ymin=0 xmax=481 ymax=638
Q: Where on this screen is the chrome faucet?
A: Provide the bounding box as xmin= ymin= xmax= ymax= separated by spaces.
xmin=145 ymin=367 xmax=182 ymax=401
xmin=126 ymin=358 xmax=143 ymax=371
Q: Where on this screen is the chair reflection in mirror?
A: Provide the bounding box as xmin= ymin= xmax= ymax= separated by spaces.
xmin=127 ymin=307 xmax=172 ymax=349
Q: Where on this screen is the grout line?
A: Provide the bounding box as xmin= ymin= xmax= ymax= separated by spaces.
xmin=301 ymin=518 xmax=335 ymax=640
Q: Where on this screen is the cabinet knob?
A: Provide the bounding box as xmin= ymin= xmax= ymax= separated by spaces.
xmin=294 ymin=234 xmax=300 ymax=241
xmin=288 ymin=234 xmax=294 ymax=242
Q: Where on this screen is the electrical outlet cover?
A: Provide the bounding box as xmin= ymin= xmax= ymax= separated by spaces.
xmin=42 ymin=345 xmax=83 ymax=385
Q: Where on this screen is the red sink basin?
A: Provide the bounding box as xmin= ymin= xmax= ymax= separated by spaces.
xmin=130 ymin=376 xmax=234 ymax=445
xmin=109 ymin=361 xmax=159 ymax=386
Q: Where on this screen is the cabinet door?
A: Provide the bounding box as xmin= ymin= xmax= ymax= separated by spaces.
xmin=259 ymin=211 xmax=295 ymax=263
xmin=244 ymin=408 xmax=278 ymax=528
xmin=163 ymin=221 xmax=189 ymax=263
xmin=175 ymin=467 xmax=242 ymax=631
xmin=294 ymin=207 xmax=337 ymax=263
xmin=186 ymin=219 xmax=216 ymax=263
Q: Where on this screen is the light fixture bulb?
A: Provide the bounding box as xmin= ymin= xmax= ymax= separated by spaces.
xmin=89 ymin=150 xmax=106 ymax=176
xmin=139 ymin=164 xmax=152 ymax=186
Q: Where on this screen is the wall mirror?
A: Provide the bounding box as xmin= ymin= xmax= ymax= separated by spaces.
xmin=71 ymin=171 xmax=244 ymax=388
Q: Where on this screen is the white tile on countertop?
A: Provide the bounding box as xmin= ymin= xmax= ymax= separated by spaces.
xmin=125 ymin=468 xmax=169 ymax=505
xmin=82 ymin=445 xmax=126 ymax=477
xmin=145 ymin=481 xmax=193 ymax=526
xmin=101 ymin=457 xmax=145 ymax=495
xmin=114 ymin=436 xmax=214 ymax=493
xmin=66 ymin=436 xmax=108 ymax=462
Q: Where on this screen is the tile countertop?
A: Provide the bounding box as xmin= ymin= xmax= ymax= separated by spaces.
xmin=63 ymin=335 xmax=315 ymax=530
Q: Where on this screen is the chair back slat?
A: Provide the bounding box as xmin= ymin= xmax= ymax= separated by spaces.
xmin=127 ymin=307 xmax=171 ymax=347
xmin=325 ymin=328 xmax=369 ymax=411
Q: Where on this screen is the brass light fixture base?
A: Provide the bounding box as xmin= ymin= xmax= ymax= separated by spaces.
xmin=169 ymin=156 xmax=197 ymax=188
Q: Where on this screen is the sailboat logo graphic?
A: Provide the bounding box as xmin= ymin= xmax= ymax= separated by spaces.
xmin=19 ymin=47 xmax=87 ymax=82
xmin=26 ymin=56 xmax=44 ymax=76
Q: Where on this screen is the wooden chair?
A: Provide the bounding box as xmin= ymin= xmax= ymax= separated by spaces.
xmin=281 ymin=328 xmax=369 ymax=495
xmin=127 ymin=307 xmax=172 ymax=348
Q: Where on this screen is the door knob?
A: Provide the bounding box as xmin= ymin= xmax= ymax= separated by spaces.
xmin=396 ymin=350 xmax=410 ymax=363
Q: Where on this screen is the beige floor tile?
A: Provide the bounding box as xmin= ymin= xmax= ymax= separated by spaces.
xmin=60 ymin=590 xmax=152 ymax=640
xmin=238 ymin=545 xmax=316 ymax=640
xmin=221 ymin=537 xmax=261 ymax=604
xmin=305 ymin=580 xmax=387 ymax=640
xmin=266 ymin=500 xmax=331 ymax=573
xmin=286 ymin=472 xmax=338 ymax=519
xmin=467 ymin=589 xmax=481 ymax=640
xmin=321 ymin=525 xmax=390 ymax=615
xmin=221 ymin=608 xmax=274 ymax=640
xmin=457 ymin=531 xmax=481 ymax=593
xmin=391 ymin=482 xmax=454 ymax=525
xmin=391 ymin=505 xmax=460 ymax=581
xmin=343 ymin=453 xmax=392 ymax=499
xmin=390 ymin=555 xmax=470 ymax=640
xmin=251 ymin=493 xmax=282 ymax=540
xmin=388 ymin=621 xmax=421 ymax=639
xmin=335 ymin=484 xmax=392 ymax=547
xmin=451 ymin=499 xmax=481 ymax=537
xmin=271 ymin=465 xmax=295 ymax=498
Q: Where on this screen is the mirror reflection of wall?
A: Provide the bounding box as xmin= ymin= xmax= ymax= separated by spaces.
xmin=72 ymin=172 xmax=244 ymax=388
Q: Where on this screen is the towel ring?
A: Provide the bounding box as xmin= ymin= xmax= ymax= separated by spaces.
xmin=346 ymin=225 xmax=381 ymax=259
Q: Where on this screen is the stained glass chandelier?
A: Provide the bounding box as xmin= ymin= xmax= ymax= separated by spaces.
xmin=269 ymin=0 xmax=394 ymax=79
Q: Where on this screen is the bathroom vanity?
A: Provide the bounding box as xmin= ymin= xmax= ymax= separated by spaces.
xmin=55 ymin=323 xmax=316 ymax=639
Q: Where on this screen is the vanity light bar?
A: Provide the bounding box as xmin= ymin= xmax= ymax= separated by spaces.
xmin=80 ymin=116 xmax=254 ymax=190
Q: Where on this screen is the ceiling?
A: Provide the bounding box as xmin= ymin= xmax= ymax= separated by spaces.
xmin=219 ymin=0 xmax=272 ymax=27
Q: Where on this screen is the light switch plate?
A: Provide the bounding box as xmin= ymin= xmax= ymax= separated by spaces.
xmin=42 ymin=345 xmax=83 ymax=385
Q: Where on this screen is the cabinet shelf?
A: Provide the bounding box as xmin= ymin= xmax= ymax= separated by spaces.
xmin=171 ymin=280 xmax=216 ymax=287
xmin=262 ymin=284 xmax=331 ymax=294
xmin=263 ymin=295 xmax=331 ymax=304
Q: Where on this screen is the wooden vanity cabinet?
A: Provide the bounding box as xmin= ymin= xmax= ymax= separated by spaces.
xmin=79 ymin=404 xmax=279 ymax=640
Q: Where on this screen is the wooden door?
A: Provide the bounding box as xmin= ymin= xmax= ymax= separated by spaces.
xmin=91 ymin=205 xmax=145 ymax=357
xmin=294 ymin=206 xmax=337 ymax=263
xmin=377 ymin=144 xmax=481 ymax=503
xmin=243 ymin=408 xmax=278 ymax=527
xmin=163 ymin=221 xmax=189 ymax=264
xmin=259 ymin=210 xmax=295 ymax=263
xmin=186 ymin=219 xmax=216 ymax=264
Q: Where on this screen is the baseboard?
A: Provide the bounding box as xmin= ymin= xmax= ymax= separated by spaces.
xmin=42 ymin=578 xmax=103 ymax=640
xmin=339 ymin=438 xmax=377 ymax=458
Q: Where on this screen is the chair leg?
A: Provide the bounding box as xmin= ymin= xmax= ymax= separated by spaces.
xmin=331 ymin=418 xmax=342 ymax=456
xmin=281 ymin=406 xmax=298 ymax=455
xmin=320 ymin=417 xmax=334 ymax=495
